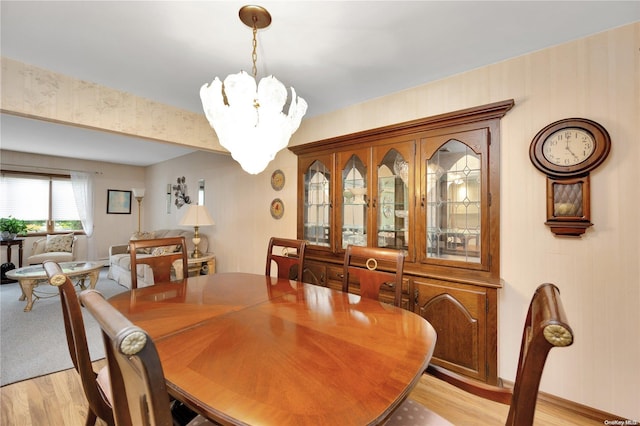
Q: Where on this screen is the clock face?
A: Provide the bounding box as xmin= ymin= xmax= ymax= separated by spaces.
xmin=529 ymin=118 xmax=611 ymax=178
xmin=542 ymin=128 xmax=595 ymax=167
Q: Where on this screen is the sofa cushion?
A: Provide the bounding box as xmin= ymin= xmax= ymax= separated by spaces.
xmin=28 ymin=252 xmax=74 ymax=264
xmin=45 ymin=233 xmax=74 ymax=253
xmin=113 ymin=253 xmax=152 ymax=270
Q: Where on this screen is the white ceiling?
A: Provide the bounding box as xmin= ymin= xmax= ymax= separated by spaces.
xmin=1 ymin=1 xmax=639 ymax=166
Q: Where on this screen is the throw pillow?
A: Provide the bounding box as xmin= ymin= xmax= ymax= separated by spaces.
xmin=45 ymin=233 xmax=74 ymax=253
xmin=129 ymin=231 xmax=156 ymax=254
xmin=151 ymin=247 xmax=167 ymax=256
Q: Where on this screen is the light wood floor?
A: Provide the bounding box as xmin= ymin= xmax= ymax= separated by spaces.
xmin=1 ymin=360 xmax=604 ymax=425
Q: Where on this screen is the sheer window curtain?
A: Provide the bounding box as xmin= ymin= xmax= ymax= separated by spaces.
xmin=71 ymin=171 xmax=97 ymax=260
xmin=70 ymin=171 xmax=95 ymax=237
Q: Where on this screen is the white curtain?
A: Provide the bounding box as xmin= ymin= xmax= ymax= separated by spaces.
xmin=70 ymin=171 xmax=94 ymax=237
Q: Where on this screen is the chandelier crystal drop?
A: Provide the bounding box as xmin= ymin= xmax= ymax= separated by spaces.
xmin=200 ymin=5 xmax=308 ymax=175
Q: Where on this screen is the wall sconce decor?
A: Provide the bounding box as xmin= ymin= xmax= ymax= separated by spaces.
xmin=173 ymin=176 xmax=191 ymax=209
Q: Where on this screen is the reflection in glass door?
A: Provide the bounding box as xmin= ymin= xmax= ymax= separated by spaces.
xmin=425 ymin=140 xmax=481 ymax=263
xmin=377 ymin=149 xmax=409 ymax=251
xmin=342 ymin=155 xmax=367 ymax=248
xmin=304 ymin=160 xmax=331 ymax=247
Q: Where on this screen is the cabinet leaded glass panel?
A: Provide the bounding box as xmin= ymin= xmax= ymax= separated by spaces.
xmin=342 ymin=155 xmax=367 ymax=248
xmin=304 ymin=160 xmax=331 ymax=247
xmin=425 ymin=140 xmax=481 ymax=263
xmin=377 ymin=149 xmax=409 ymax=251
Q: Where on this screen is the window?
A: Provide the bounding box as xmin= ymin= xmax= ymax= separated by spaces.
xmin=0 ymin=172 xmax=83 ymax=234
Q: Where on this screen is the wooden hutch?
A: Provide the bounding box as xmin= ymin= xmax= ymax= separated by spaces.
xmin=290 ymin=100 xmax=514 ymax=384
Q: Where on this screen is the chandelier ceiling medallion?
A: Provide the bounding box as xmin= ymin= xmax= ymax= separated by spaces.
xmin=200 ymin=5 xmax=308 ymax=175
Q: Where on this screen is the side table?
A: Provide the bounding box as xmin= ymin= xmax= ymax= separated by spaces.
xmin=1 ymin=238 xmax=24 ymax=284
xmin=187 ymin=253 xmax=216 ymax=277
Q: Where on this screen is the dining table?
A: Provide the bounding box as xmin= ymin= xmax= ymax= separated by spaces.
xmin=107 ymin=272 xmax=437 ymax=425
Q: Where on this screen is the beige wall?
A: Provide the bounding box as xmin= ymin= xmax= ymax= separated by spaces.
xmin=1 ymin=22 xmax=637 ymax=420
xmin=145 ymin=149 xmax=298 ymax=275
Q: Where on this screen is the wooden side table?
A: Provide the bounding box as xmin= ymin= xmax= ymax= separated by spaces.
xmin=187 ymin=253 xmax=216 ymax=277
xmin=1 ymin=238 xmax=24 ymax=284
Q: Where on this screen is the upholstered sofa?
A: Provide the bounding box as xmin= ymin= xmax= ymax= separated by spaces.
xmin=27 ymin=234 xmax=78 ymax=265
xmin=107 ymin=229 xmax=208 ymax=289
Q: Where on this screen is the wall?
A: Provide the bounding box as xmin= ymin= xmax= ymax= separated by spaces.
xmin=145 ymin=149 xmax=298 ymax=274
xmin=0 ymin=150 xmax=145 ymax=262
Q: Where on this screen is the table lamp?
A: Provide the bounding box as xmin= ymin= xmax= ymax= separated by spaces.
xmin=132 ymin=187 xmax=145 ymax=233
xmin=179 ymin=204 xmax=214 ymax=258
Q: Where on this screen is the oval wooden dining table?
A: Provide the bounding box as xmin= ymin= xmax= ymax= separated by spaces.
xmin=108 ymin=272 xmax=437 ymax=426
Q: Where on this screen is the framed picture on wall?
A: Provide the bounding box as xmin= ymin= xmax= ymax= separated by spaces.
xmin=107 ymin=189 xmax=132 ymax=214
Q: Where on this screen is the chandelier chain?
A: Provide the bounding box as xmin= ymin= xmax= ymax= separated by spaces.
xmin=251 ymin=17 xmax=258 ymax=79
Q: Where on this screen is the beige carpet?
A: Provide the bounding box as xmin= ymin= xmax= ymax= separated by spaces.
xmin=0 ymin=268 xmax=128 ymax=386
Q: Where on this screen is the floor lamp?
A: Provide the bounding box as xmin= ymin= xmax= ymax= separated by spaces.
xmin=179 ymin=204 xmax=214 ymax=258
xmin=132 ymin=188 xmax=145 ymax=233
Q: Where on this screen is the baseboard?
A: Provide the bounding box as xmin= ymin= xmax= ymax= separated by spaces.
xmin=500 ymin=379 xmax=625 ymax=423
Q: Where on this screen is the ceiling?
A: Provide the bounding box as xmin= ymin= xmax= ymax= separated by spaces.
xmin=1 ymin=1 xmax=639 ymax=166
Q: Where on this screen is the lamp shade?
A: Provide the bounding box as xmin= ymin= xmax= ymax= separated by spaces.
xmin=179 ymin=204 xmax=214 ymax=227
xmin=132 ymin=188 xmax=146 ymax=198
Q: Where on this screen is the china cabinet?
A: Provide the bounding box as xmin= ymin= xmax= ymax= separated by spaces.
xmin=291 ymin=100 xmax=514 ymax=384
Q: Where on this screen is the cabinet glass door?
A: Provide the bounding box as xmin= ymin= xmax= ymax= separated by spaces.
xmin=303 ymin=159 xmax=331 ymax=247
xmin=341 ymin=154 xmax=367 ymax=248
xmin=424 ymin=138 xmax=483 ymax=264
xmin=376 ymin=149 xmax=409 ymax=251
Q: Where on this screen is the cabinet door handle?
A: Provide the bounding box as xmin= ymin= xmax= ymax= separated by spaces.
xmin=372 ymin=198 xmax=377 ymax=208
xmin=420 ymin=195 xmax=425 ymax=207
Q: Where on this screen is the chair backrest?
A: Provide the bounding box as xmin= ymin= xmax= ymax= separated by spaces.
xmin=265 ymin=237 xmax=307 ymax=280
xmin=342 ymin=245 xmax=404 ymax=307
xmin=79 ymin=289 xmax=174 ymax=426
xmin=427 ymin=283 xmax=574 ymax=426
xmin=43 ymin=261 xmax=114 ymax=426
xmin=129 ymin=236 xmax=189 ymax=289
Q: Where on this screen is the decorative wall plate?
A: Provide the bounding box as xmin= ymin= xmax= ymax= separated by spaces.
xmin=271 ymin=169 xmax=285 ymax=191
xmin=270 ymin=198 xmax=284 ymax=219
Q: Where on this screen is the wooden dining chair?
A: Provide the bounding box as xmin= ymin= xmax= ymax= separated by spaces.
xmin=43 ymin=261 xmax=114 ymax=426
xmin=79 ymin=289 xmax=214 ymax=426
xmin=129 ymin=236 xmax=189 ymax=289
xmin=384 ymin=283 xmax=574 ymax=426
xmin=342 ymin=245 xmax=405 ymax=307
xmin=265 ymin=237 xmax=307 ymax=280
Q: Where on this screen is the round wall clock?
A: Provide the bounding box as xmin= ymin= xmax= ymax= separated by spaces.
xmin=529 ymin=118 xmax=611 ymax=237
xmin=529 ymin=118 xmax=611 ymax=178
xmin=270 ymin=198 xmax=284 ymax=219
xmin=271 ymin=169 xmax=285 ymax=191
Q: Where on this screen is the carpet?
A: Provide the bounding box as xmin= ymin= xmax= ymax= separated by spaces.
xmin=0 ymin=267 xmax=129 ymax=386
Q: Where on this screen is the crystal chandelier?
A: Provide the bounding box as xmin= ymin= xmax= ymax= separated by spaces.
xmin=200 ymin=5 xmax=308 ymax=175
